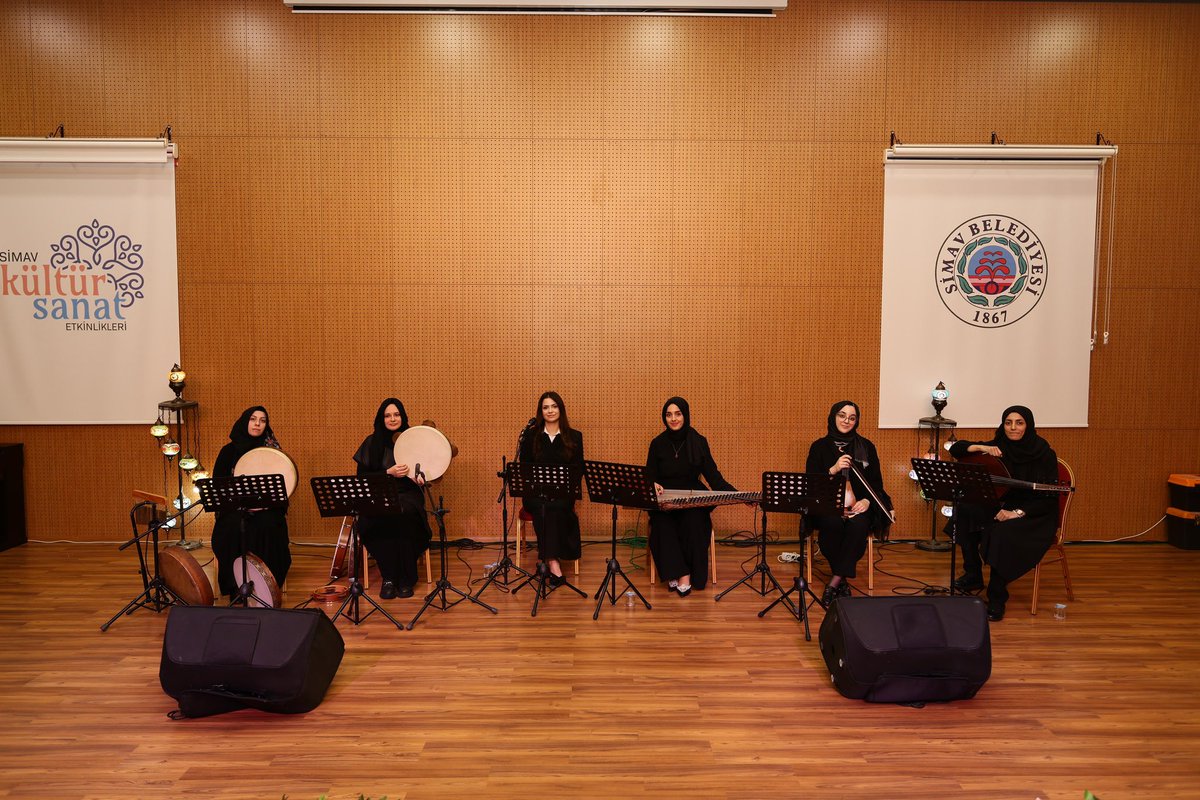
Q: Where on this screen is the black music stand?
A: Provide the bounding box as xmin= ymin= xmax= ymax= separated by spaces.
xmin=581 ymin=460 xmax=653 ymax=620
xmin=909 ymin=458 xmax=998 ymax=596
xmin=755 ymin=472 xmax=844 ymax=641
xmin=473 ymin=457 xmax=537 ymax=603
xmin=307 ymin=474 xmax=407 ymax=631
xmin=196 ymin=474 xmax=288 ymax=608
xmin=507 ymin=461 xmax=587 ymax=616
xmin=408 ymin=483 xmax=498 ymax=630
xmin=100 ymin=500 xmax=185 ymax=631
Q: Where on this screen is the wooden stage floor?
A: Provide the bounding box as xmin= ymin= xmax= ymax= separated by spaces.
xmin=0 ymin=537 xmax=1198 ymax=800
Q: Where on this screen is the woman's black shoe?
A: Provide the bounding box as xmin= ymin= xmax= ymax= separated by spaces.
xmin=987 ymin=604 xmax=1005 ymax=622
xmin=548 ymin=574 xmax=565 ymax=588
xmin=397 ymin=584 xmax=415 ymax=598
xmin=836 ymin=583 xmax=852 ymax=599
xmin=953 ymin=574 xmax=985 ymax=592
xmin=821 ymin=584 xmax=836 ymax=606
xmin=676 ymin=586 xmax=692 ymax=597
xmin=379 ymin=581 xmax=397 ymax=600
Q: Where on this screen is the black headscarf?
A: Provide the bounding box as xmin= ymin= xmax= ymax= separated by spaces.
xmin=992 ymin=405 xmax=1051 ymax=465
xmin=824 ymin=400 xmax=869 ymax=465
xmin=662 ymin=396 xmax=691 ymax=443
xmin=213 ymin=405 xmax=280 ymax=478
xmin=227 ymin=405 xmax=278 ymax=458
xmin=367 ymin=397 xmax=409 ymax=470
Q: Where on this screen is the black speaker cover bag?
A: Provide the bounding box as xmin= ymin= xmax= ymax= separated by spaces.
xmin=818 ymin=595 xmax=990 ymax=703
xmin=160 ymin=606 xmax=345 ymax=718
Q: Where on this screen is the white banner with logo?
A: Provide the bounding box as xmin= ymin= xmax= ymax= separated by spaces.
xmin=0 ymin=139 xmax=179 ymax=424
xmin=879 ymin=159 xmax=1099 ymax=429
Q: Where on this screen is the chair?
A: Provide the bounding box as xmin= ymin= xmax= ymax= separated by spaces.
xmin=516 ymin=508 xmax=581 ymax=577
xmin=647 ymin=529 xmax=718 ymax=586
xmin=361 ymin=551 xmax=433 ymax=588
xmin=804 ymin=529 xmax=877 ymax=595
xmin=1030 ymin=458 xmax=1075 ymax=615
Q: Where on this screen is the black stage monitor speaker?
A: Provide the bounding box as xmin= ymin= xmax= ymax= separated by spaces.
xmin=160 ymin=606 xmax=345 ymax=718
xmin=818 ymin=595 xmax=991 ymax=703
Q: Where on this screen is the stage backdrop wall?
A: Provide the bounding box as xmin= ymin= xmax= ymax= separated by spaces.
xmin=0 ymin=0 xmax=1197 ymax=547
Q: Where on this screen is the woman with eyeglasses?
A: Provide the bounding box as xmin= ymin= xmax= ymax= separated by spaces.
xmin=948 ymin=405 xmax=1059 ymax=622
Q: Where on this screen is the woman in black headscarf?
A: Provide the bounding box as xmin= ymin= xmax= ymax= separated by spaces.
xmin=210 ymin=406 xmax=291 ymax=600
xmin=806 ymin=401 xmax=893 ymax=605
xmin=948 ymin=405 xmax=1059 ymax=621
xmin=518 ymin=391 xmax=584 ymax=586
xmin=352 ymin=397 xmax=432 ymax=599
xmin=645 ymin=396 xmax=735 ymax=596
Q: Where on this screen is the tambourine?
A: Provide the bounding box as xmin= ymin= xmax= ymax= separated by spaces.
xmin=160 ymin=545 xmax=215 ymax=607
xmin=393 ymin=425 xmax=453 ymax=481
xmin=232 ymin=552 xmax=282 ymax=608
xmin=311 ymin=584 xmax=349 ymax=603
xmin=234 ymin=446 xmax=299 ymax=497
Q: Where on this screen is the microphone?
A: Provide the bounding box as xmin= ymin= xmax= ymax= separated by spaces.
xmin=515 ymin=417 xmax=537 ymax=459
xmin=414 ymin=462 xmax=424 ymax=481
xmin=835 ymin=441 xmax=851 ymax=479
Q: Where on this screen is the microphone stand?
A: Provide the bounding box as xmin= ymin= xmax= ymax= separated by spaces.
xmin=474 ymin=424 xmax=537 ymax=601
xmin=100 ymin=500 xmax=195 ymax=631
xmin=408 ymin=468 xmax=498 ymax=630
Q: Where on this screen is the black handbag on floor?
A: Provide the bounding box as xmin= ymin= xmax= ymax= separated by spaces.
xmin=818 ymin=595 xmax=991 ymax=703
xmin=160 ymin=605 xmax=345 ymax=718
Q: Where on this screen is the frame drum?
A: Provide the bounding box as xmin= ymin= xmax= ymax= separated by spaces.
xmin=160 ymin=546 xmax=215 ymax=607
xmin=393 ymin=425 xmax=453 ymax=481
xmin=232 ymin=552 xmax=282 ymax=608
xmin=234 ymin=447 xmax=299 ymax=497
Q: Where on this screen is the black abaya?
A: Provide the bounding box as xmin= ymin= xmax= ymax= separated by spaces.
xmin=353 ymin=399 xmax=432 ymax=590
xmin=805 ymin=436 xmax=891 ymax=579
xmin=209 ymin=406 xmax=291 ymax=598
xmin=948 ymin=406 xmax=1059 ymax=610
xmin=519 ymin=429 xmax=584 ymax=562
xmin=645 ymin=424 xmax=734 ymax=591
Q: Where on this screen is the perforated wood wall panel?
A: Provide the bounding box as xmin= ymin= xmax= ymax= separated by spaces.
xmin=3 ymin=0 xmax=1198 ymax=546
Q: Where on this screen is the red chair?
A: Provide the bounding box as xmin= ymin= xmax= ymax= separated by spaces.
xmin=516 ymin=508 xmax=580 ymax=578
xmin=1030 ymin=458 xmax=1075 ymax=615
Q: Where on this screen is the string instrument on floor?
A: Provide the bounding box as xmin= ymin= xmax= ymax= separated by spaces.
xmin=956 ymin=451 xmax=1074 ymax=495
xmin=329 ymin=515 xmax=357 ymax=581
xmin=656 ymin=488 xmax=760 ymax=509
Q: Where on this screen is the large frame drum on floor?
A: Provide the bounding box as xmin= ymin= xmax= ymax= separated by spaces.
xmin=818 ymin=596 xmax=991 ymax=703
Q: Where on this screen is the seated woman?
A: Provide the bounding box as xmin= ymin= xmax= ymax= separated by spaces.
xmin=646 ymin=396 xmax=735 ymax=597
xmin=806 ymin=401 xmax=892 ymax=605
xmin=948 ymin=405 xmax=1059 ymax=622
xmin=352 ymin=397 xmax=432 ymax=599
xmin=518 ymin=391 xmax=584 ymax=587
xmin=210 ymin=406 xmax=291 ymax=600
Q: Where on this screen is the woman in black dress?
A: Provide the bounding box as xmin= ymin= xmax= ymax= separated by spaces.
xmin=805 ymin=401 xmax=893 ymax=605
xmin=518 ymin=391 xmax=584 ymax=586
xmin=949 ymin=404 xmax=1059 ymax=621
xmin=210 ymin=406 xmax=291 ymax=600
xmin=645 ymin=396 xmax=735 ymax=596
xmin=352 ymin=397 xmax=432 ymax=599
